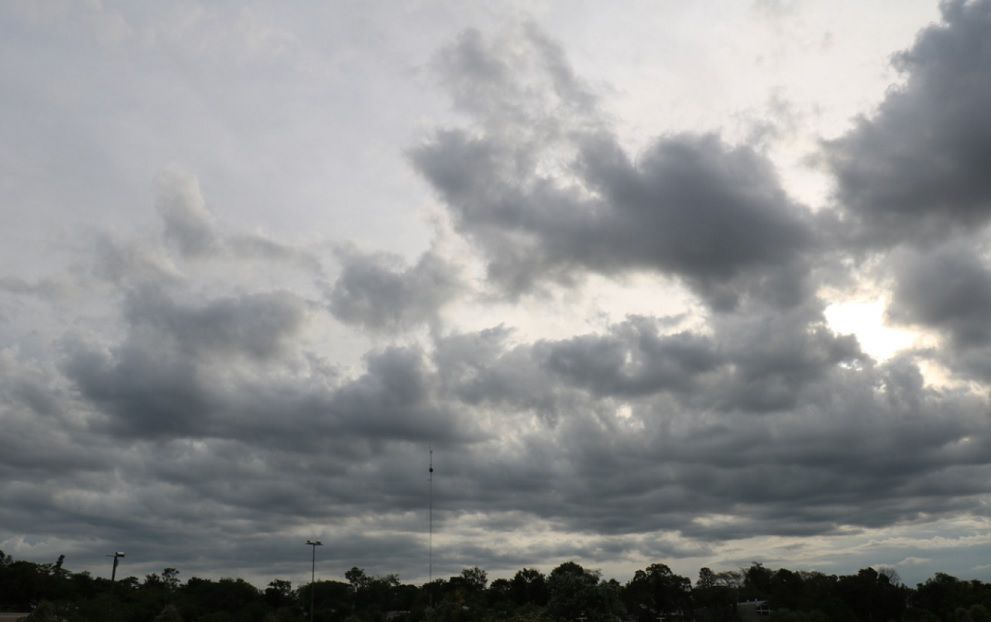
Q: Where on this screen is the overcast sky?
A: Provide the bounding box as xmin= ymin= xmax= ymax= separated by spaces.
xmin=4 ymin=0 xmax=991 ymax=590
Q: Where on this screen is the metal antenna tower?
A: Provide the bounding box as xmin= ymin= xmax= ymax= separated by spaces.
xmin=428 ymin=447 xmax=434 ymax=586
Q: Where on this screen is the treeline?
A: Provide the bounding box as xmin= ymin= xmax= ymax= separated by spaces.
xmin=2 ymin=549 xmax=990 ymax=622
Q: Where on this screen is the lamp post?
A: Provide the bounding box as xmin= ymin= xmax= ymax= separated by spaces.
xmin=106 ymin=552 xmax=125 ymax=621
xmin=108 ymin=552 xmax=125 ymax=583
xmin=306 ymin=540 xmax=322 ymax=622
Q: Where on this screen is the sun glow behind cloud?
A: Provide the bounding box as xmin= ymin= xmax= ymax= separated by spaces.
xmin=824 ymin=298 xmax=920 ymax=362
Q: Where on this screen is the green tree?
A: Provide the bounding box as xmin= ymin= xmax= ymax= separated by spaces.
xmin=162 ymin=568 xmax=180 ymax=591
xmin=510 ymin=568 xmax=548 ymax=606
xmin=546 ymin=561 xmax=621 ymax=622
xmin=742 ymin=562 xmax=773 ymax=601
xmin=345 ymin=567 xmax=370 ymax=591
xmin=624 ymin=563 xmax=690 ymax=622
xmin=769 ymin=568 xmax=805 ymax=611
xmin=265 ymin=579 xmax=294 ymax=609
xmin=694 ymin=567 xmax=737 ymax=622
xmin=835 ymin=567 xmax=907 ymax=622
xmin=460 ymin=567 xmax=488 ymax=592
xmin=697 ymin=567 xmax=716 ymax=590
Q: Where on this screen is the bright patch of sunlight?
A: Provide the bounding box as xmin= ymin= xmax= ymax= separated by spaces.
xmin=824 ymin=298 xmax=918 ymax=362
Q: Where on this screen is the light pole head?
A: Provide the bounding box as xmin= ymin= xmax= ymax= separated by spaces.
xmin=115 ymin=552 xmax=126 ymax=558
xmin=306 ymin=540 xmax=322 ymax=546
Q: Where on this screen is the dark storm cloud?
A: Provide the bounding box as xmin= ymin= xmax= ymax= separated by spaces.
xmin=825 ymin=0 xmax=991 ymax=387
xmin=575 ymin=134 xmax=815 ymax=309
xmin=702 ymin=302 xmax=862 ymax=412
xmin=328 ymin=249 xmax=461 ymax=331
xmin=10 ymin=247 xmax=991 ymax=583
xmin=825 ymin=0 xmax=991 ymax=248
xmin=61 ymin=287 xmax=308 ymax=438
xmin=889 ymin=243 xmax=991 ymax=347
xmin=411 ymin=29 xmax=817 ymax=309
xmin=50 ymin=281 xmax=937 ymax=558
xmin=435 ymin=304 xmax=862 ymax=415
xmin=0 ymin=355 xmax=103 ymax=479
xmin=538 ymin=317 xmax=720 ymax=398
xmin=886 ymin=242 xmax=991 ymax=382
xmin=416 ymin=310 xmax=991 ymax=544
xmin=123 ymin=286 xmax=307 ymax=360
xmin=326 ymin=346 xmax=479 ymax=443
xmin=62 ymin=283 xmax=475 ymax=445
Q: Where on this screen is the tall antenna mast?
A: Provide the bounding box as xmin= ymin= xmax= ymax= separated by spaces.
xmin=428 ymin=446 xmax=433 ymax=587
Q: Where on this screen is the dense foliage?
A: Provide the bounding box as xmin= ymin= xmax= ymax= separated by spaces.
xmin=2 ymin=549 xmax=990 ymax=622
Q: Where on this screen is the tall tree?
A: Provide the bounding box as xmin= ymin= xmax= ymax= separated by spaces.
xmin=625 ymin=563 xmax=691 ymax=622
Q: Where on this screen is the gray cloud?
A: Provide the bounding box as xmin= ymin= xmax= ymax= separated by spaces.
xmin=436 ymin=302 xmax=862 ymax=415
xmin=157 ymin=170 xmax=220 ymax=257
xmin=7 ymin=11 xmax=991 ymax=591
xmin=8 ymin=255 xmax=991 ymax=585
xmin=328 ymin=249 xmax=461 ymax=331
xmin=60 ymin=285 xmax=308 ymax=438
xmin=538 ymin=317 xmax=720 ymax=398
xmin=38 ymin=232 xmax=987 ymax=577
xmin=824 ymin=0 xmax=991 ymax=388
xmin=703 ymin=302 xmax=863 ymax=412
xmin=327 ymin=346 xmax=479 ymax=444
xmin=123 ymin=286 xmax=307 ymax=360
xmin=889 ymin=243 xmax=991 ymax=347
xmin=60 ymin=281 xmax=478 ymax=447
xmin=412 ymin=30 xmax=816 ymax=309
xmin=434 ymin=26 xmax=598 ymax=136
xmin=417 ymin=311 xmax=990 ymax=545
xmin=886 ymin=242 xmax=991 ymax=382
xmin=825 ymin=0 xmax=991 ymax=248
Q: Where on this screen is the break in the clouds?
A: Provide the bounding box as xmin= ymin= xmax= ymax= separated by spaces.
xmin=4 ymin=0 xmax=991 ymax=590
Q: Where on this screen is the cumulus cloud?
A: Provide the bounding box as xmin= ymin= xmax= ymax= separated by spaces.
xmin=7 ymin=196 xmax=991 ymax=584
xmin=885 ymin=241 xmax=991 ymax=382
xmin=406 ymin=304 xmax=989 ymax=544
xmin=157 ymin=170 xmax=219 ymax=257
xmin=538 ymin=317 xmax=721 ymax=398
xmin=821 ymin=0 xmax=991 ymax=385
xmin=825 ymin=0 xmax=991 ymax=248
xmin=889 ymin=243 xmax=991 ymax=348
xmin=412 ymin=28 xmax=817 ymax=310
xmin=328 ymin=249 xmax=461 ymax=331
xmin=60 ymin=282 xmax=479 ymax=446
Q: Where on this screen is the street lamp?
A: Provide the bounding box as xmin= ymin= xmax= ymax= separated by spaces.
xmin=306 ymin=540 xmax=322 ymax=622
xmin=107 ymin=552 xmax=126 ymax=583
xmin=106 ymin=552 xmax=125 ymax=620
